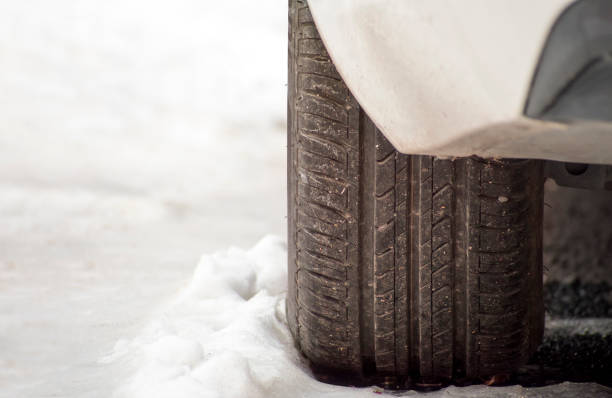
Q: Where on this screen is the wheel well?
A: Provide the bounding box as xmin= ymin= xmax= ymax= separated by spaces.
xmin=525 ymin=0 xmax=612 ymax=122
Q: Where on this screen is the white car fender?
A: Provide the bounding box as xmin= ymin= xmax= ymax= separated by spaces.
xmin=307 ymin=0 xmax=612 ymax=164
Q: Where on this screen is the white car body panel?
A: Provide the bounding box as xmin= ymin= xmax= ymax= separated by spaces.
xmin=308 ymin=0 xmax=612 ymax=164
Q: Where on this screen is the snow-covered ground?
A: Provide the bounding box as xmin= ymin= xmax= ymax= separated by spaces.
xmin=0 ymin=1 xmax=609 ymax=398
xmin=0 ymin=1 xmax=286 ymax=396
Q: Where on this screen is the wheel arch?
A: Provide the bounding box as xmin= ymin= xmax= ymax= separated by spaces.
xmin=307 ymin=0 xmax=573 ymax=156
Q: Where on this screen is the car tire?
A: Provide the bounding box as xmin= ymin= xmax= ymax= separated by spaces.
xmin=287 ymin=0 xmax=545 ymax=384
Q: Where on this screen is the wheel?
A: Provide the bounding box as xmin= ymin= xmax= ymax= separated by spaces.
xmin=286 ymin=0 xmax=545 ymax=384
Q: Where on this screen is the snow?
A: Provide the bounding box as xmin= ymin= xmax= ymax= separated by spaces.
xmin=106 ymin=238 xmax=609 ymax=398
xmin=0 ymin=0 xmax=286 ymax=396
xmin=107 ymin=236 xmax=327 ymax=398
xmin=105 ymin=236 xmax=383 ymax=398
xmin=0 ymin=0 xmax=607 ymax=397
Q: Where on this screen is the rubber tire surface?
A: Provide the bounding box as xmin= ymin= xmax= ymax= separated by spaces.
xmin=287 ymin=0 xmax=545 ymax=383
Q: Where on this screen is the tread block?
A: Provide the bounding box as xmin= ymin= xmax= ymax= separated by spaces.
xmin=297 ymin=167 xmax=348 ymax=196
xmin=298 ymin=149 xmax=346 ymax=177
xmin=481 ymin=162 xmax=529 ymax=182
xmin=374 ymin=263 xmax=395 ymax=291
xmin=297 ymin=270 xmax=347 ymax=301
xmin=432 ymin=286 xmax=452 ymax=313
xmin=297 ymin=230 xmax=347 ymax=262
xmin=432 ymin=263 xmax=451 ymax=291
xmin=299 ymin=73 xmax=350 ymax=106
xmin=297 ymin=57 xmax=343 ymax=80
xmin=479 ymin=271 xmax=524 ymax=294
xmin=299 ymin=132 xmax=347 ymax=163
xmin=298 ymin=93 xmax=348 ymax=123
xmin=432 ymin=218 xmax=452 ymax=253
xmin=375 ymin=193 xmax=395 ymax=227
xmin=297 ymin=5 xmax=314 ymax=24
xmin=297 ymin=308 xmax=348 ymax=341
xmin=433 ymin=185 xmax=453 ymax=222
xmin=480 ymin=311 xmax=527 ymax=334
xmin=432 ymin=160 xmax=453 ymax=192
xmin=433 ymin=330 xmax=453 ymax=352
xmin=297 ymin=208 xmax=346 ymax=237
xmin=432 ymin=306 xmax=452 ymax=332
xmin=481 ymin=180 xmax=530 ymax=197
xmin=479 ymin=289 xmax=522 ymax=314
xmin=298 ymin=182 xmax=347 ymax=213
xmin=298 ymin=198 xmax=347 ymax=223
xmin=298 ymin=38 xmax=329 ymax=58
xmin=375 ymin=156 xmax=396 ymax=195
xmin=478 ymin=329 xmax=525 ymax=349
xmin=375 ymin=136 xmax=396 ymax=161
xmin=432 ymin=242 xmax=452 ymax=273
xmin=481 ymin=195 xmax=529 ymax=217
xmin=298 ymin=23 xmax=320 ymax=40
xmin=481 ymin=211 xmax=527 ymax=229
xmin=297 ymin=250 xmax=347 ymax=281
xmin=298 ymin=112 xmax=349 ymax=143
xmin=298 ymin=288 xmax=346 ymax=320
xmin=479 ymin=227 xmax=521 ymax=252
xmin=479 ymin=248 xmax=524 ymax=267
xmin=375 ymin=221 xmax=395 ymax=254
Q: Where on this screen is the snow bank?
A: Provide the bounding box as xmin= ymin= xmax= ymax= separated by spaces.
xmin=106 ymin=236 xmax=375 ymax=398
xmin=107 ymin=237 xmax=610 ymax=398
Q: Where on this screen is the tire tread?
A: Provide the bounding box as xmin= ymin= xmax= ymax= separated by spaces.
xmin=287 ymin=0 xmax=544 ymax=382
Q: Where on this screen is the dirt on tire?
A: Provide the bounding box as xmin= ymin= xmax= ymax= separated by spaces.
xmin=287 ymin=0 xmax=545 ymax=384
